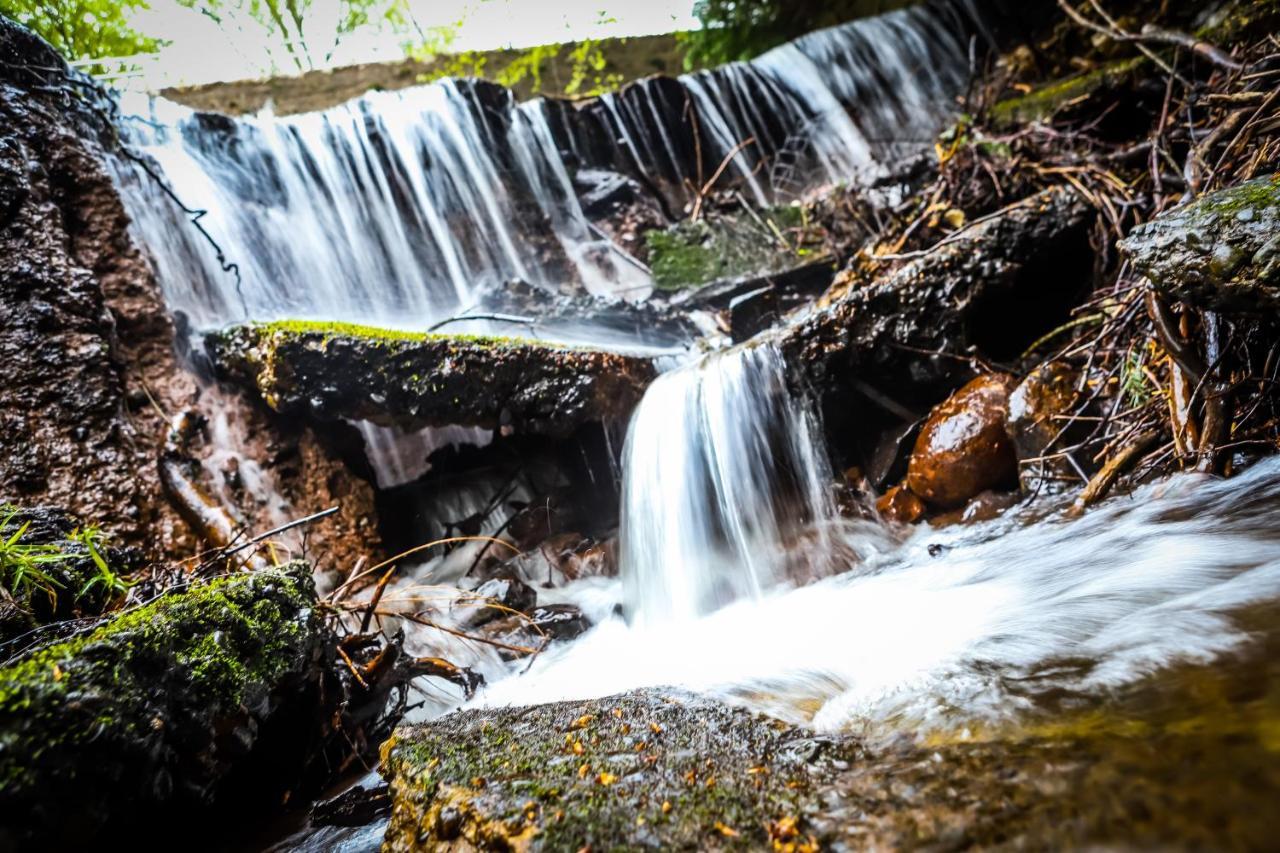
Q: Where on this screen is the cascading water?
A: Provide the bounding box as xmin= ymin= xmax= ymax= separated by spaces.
xmin=482 ymin=458 xmax=1280 ymax=739
xmin=109 ymin=0 xmax=985 ymax=334
xmin=619 ymin=341 xmax=838 ymax=624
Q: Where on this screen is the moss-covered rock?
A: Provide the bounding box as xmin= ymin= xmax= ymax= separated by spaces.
xmin=383 ymin=635 xmax=1280 ymax=851
xmin=208 ymin=320 xmax=658 ymax=438
xmin=0 ymin=562 xmax=326 ymax=848
xmin=989 ymin=57 xmax=1144 ymax=126
xmin=1120 ymin=174 xmax=1280 ymax=314
xmin=646 ymin=205 xmax=822 ymax=291
xmin=380 ymin=689 xmax=850 ymax=850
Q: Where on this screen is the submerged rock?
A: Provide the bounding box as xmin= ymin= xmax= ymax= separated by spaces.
xmin=906 ymin=374 xmax=1019 ymax=509
xmin=0 ymin=562 xmax=326 ymax=848
xmin=1120 ymin=174 xmax=1280 ymax=313
xmin=208 ymin=320 xmax=658 ymax=438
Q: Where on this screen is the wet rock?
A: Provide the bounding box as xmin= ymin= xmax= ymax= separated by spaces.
xmin=380 ymin=689 xmax=852 ymax=851
xmin=1007 ymin=361 xmax=1083 ymax=489
xmin=1120 ymin=174 xmax=1280 ymax=314
xmin=483 ymin=603 xmax=594 ymax=660
xmin=458 ymin=571 xmax=537 ymax=629
xmin=906 ymin=374 xmax=1019 ymax=509
xmin=0 ymin=562 xmax=327 ymax=848
xmin=875 ymin=483 xmax=927 ymax=524
xmin=929 ymin=489 xmax=1022 ymax=527
xmin=209 ymin=321 xmax=658 ymax=439
xmin=780 ymin=186 xmax=1093 ymax=398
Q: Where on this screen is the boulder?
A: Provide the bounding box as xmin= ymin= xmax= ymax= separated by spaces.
xmin=1120 ymin=175 xmax=1280 ymax=314
xmin=875 ymin=483 xmax=927 ymax=524
xmin=380 ymin=664 xmax=1280 ymax=851
xmin=906 ymin=374 xmax=1019 ymax=508
xmin=380 ymin=689 xmax=850 ymax=851
xmin=779 ymin=187 xmax=1093 ymax=397
xmin=1006 ymin=361 xmax=1083 ymax=489
xmin=208 ymin=321 xmax=658 ymax=438
xmin=0 ymin=562 xmax=327 ymax=848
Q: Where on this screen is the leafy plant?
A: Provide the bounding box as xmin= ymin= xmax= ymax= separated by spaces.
xmin=0 ymin=509 xmax=68 ymax=608
xmin=69 ymin=525 xmax=132 ymax=600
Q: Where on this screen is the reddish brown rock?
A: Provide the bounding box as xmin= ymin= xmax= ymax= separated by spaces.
xmin=906 ymin=374 xmax=1019 ymax=509
xmin=876 ymin=484 xmax=927 ymax=524
xmin=1007 ymin=362 xmax=1084 ymax=490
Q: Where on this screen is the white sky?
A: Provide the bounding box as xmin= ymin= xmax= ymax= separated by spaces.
xmin=121 ymin=0 xmax=699 ymax=89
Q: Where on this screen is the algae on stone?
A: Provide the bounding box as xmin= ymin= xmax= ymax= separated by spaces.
xmin=380 ymin=689 xmax=845 ymax=850
xmin=0 ymin=562 xmax=325 ymax=848
xmin=989 ymin=57 xmax=1143 ymax=126
xmin=1121 ymin=174 xmax=1280 ymax=313
xmin=646 ymin=205 xmax=818 ymax=291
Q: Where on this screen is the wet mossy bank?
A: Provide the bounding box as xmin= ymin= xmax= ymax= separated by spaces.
xmin=0 ymin=561 xmax=326 ymax=848
xmin=208 ymin=320 xmax=659 ymax=438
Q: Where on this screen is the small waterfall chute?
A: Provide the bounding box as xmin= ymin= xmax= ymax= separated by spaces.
xmin=619 ymin=341 xmax=837 ymax=625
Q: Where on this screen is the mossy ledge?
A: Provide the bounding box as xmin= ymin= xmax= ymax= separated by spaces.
xmin=207 ymin=321 xmax=659 ymax=438
xmin=0 ymin=561 xmax=325 ymax=848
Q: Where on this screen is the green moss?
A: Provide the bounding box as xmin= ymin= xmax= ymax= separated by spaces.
xmin=646 ymin=205 xmax=815 ymax=291
xmin=0 ymin=562 xmax=323 ymax=844
xmin=1192 ymin=173 xmax=1280 ymax=215
xmin=990 ymin=57 xmax=1144 ymax=125
xmin=241 ymin=319 xmax=577 ymax=352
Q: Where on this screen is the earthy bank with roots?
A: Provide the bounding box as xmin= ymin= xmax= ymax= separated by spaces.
xmin=2 ymin=0 xmax=1280 ymax=849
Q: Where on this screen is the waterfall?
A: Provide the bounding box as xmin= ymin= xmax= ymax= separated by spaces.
xmin=619 ymin=341 xmax=837 ymax=625
xmin=482 ymin=458 xmax=1280 ymax=738
xmin=110 ymin=0 xmax=985 ymax=333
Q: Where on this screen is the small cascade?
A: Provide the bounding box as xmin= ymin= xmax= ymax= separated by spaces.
xmin=111 ymin=0 xmax=984 ymax=333
xmin=619 ymin=341 xmax=837 ymax=625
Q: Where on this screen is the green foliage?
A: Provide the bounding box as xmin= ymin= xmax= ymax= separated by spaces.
xmin=412 ymin=36 xmax=623 ymax=98
xmin=0 ymin=0 xmax=160 ymax=64
xmin=0 ymin=509 xmax=129 ymax=613
xmin=679 ymin=0 xmax=910 ymax=67
xmin=67 ymin=526 xmax=131 ymax=600
xmin=0 ymin=509 xmax=69 ymax=609
xmin=175 ymin=0 xmax=413 ymax=72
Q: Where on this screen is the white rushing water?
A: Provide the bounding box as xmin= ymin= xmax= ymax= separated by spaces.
xmin=619 ymin=341 xmax=838 ymax=625
xmin=109 ymin=0 xmax=981 ymax=333
xmin=481 ymin=457 xmax=1280 ymax=736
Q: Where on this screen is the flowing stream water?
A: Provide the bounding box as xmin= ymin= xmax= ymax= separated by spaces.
xmin=103 ymin=0 xmax=1280 ymax=738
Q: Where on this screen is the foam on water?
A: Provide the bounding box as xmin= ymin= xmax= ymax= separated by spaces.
xmin=478 ymin=459 xmax=1280 ymax=736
